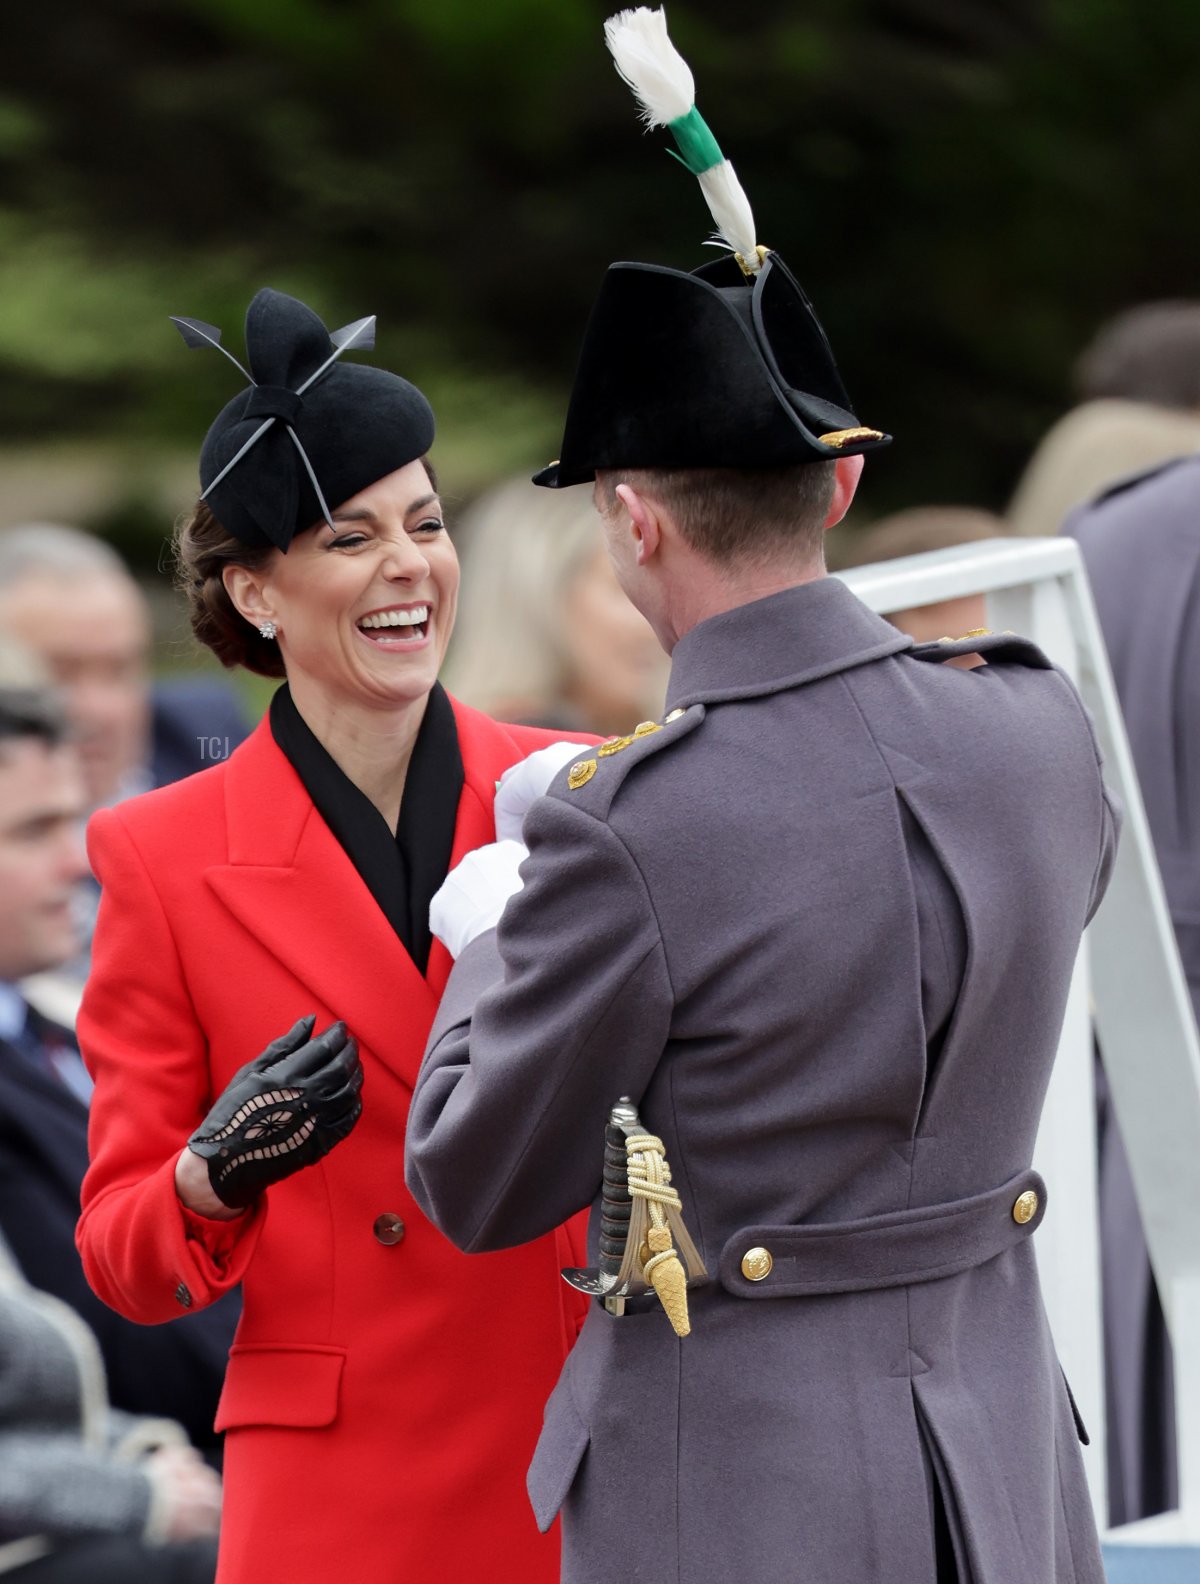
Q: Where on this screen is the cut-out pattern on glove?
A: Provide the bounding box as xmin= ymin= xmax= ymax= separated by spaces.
xmin=188 ymin=1016 xmax=363 ymax=1208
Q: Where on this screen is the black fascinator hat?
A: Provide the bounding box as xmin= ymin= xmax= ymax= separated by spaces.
xmin=175 ymin=288 xmax=435 ymax=550
xmin=535 ymin=8 xmax=889 ymax=489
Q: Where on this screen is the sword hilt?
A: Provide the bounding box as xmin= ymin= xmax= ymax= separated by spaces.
xmin=598 ymin=1121 xmax=634 ymax=1280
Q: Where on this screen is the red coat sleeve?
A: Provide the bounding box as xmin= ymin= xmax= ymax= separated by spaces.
xmin=76 ymin=806 xmax=264 ymax=1324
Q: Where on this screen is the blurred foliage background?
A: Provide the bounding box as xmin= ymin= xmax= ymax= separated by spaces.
xmin=1 ymin=0 xmax=1199 ymax=580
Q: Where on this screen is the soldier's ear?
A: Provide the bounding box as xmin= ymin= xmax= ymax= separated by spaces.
xmin=614 ymin=483 xmax=662 ymax=566
xmin=824 ymin=455 xmax=865 ymax=531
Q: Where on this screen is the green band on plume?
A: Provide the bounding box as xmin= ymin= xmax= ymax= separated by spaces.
xmin=666 ymin=105 xmax=723 ymax=175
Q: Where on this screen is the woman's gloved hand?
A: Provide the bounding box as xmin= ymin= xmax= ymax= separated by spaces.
xmin=494 ymin=741 xmax=588 ymax=843
xmin=187 ymin=1016 xmax=363 ymax=1209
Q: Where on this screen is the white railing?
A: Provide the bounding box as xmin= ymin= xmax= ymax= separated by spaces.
xmin=839 ymin=538 xmax=1200 ymax=1548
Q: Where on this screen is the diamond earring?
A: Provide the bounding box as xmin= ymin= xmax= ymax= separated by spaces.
xmin=258 ymin=620 xmax=277 ymax=640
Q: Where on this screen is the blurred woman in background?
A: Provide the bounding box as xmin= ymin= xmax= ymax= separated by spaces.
xmin=444 ymin=476 xmax=668 ymax=736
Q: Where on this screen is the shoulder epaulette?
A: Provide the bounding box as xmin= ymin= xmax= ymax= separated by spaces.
xmin=550 ymin=704 xmax=705 ymax=817
xmin=907 ymin=629 xmax=1053 ymax=669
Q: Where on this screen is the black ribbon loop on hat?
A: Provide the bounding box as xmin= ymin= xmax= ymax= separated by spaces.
xmin=244 ymin=386 xmax=305 ymax=425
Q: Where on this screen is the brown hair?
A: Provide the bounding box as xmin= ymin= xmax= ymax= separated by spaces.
xmin=172 ymin=501 xmax=284 ymax=678
xmin=597 ymin=463 xmax=837 ymax=566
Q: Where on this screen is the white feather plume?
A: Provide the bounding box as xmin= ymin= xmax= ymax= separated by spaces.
xmin=604 ymin=7 xmax=695 ymax=128
xmin=698 ymin=162 xmax=759 ymax=262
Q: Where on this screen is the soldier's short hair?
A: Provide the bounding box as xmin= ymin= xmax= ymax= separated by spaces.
xmin=597 ymin=462 xmax=837 ymax=565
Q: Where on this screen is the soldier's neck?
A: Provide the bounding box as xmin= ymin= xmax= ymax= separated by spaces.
xmin=663 ymin=557 xmax=827 ymax=651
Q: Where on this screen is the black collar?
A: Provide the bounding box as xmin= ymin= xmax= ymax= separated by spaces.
xmin=269 ymin=682 xmax=464 ymax=971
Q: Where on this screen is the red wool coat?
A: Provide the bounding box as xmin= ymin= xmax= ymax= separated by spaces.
xmin=76 ymin=699 xmax=590 ymax=1584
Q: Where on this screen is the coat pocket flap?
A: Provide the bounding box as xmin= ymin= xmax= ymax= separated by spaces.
xmin=526 ymin=1377 xmax=590 ymax=1534
xmin=214 ymin=1344 xmax=346 ymax=1432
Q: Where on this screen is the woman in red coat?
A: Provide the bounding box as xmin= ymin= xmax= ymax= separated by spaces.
xmin=75 ymin=288 xmax=588 ymax=1584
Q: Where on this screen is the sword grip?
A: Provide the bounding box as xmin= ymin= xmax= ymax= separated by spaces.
xmin=599 ymin=1123 xmax=632 ymax=1278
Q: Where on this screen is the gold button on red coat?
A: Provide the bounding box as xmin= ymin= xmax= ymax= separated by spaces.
xmin=373 ymin=1214 xmax=406 ymax=1246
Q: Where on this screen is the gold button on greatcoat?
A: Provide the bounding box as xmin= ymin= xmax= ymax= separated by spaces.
xmin=664 ymin=708 xmax=686 ymax=723
xmin=373 ymin=1213 xmax=406 ymax=1246
xmin=567 ymin=759 xmax=597 ymax=790
xmin=1012 ymin=1190 xmax=1039 ymax=1225
xmin=598 ymin=736 xmax=633 ymax=757
xmin=633 ymin=721 xmax=661 ymax=737
xmin=741 ymin=1246 xmax=774 ymax=1282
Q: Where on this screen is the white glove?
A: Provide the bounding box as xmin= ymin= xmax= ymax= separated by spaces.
xmin=430 ymin=839 xmax=528 ymax=960
xmin=494 ymin=741 xmax=586 ymax=843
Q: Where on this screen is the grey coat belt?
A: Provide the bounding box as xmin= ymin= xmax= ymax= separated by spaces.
xmin=719 ymin=1169 xmax=1045 ymax=1299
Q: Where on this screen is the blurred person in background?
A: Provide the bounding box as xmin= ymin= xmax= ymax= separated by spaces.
xmin=0 ymin=525 xmax=252 ymax=1017
xmin=0 ymin=676 xmax=238 ymax=1457
xmin=1064 ymin=458 xmax=1200 ymax=1523
xmin=443 ymin=476 xmax=668 ymax=735
xmin=0 ymin=526 xmax=251 ymax=813
xmin=1009 ymin=301 xmax=1200 ymax=537
xmin=836 ymin=506 xmax=1009 ymax=648
xmin=0 ymin=1228 xmax=219 ymax=1584
xmin=76 ymin=288 xmax=589 ymax=1584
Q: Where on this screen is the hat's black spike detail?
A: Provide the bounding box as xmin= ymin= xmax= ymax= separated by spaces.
xmin=297 ymin=315 xmax=377 ymax=395
xmin=199 ymin=417 xmax=276 ymax=502
xmin=170 ymin=316 xmax=254 ymax=385
xmin=286 ymin=427 xmax=336 ymax=531
xmin=329 ymin=316 xmax=377 ymax=354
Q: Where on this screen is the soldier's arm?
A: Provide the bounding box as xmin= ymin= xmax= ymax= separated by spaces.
xmin=406 ymin=794 xmax=673 ymax=1254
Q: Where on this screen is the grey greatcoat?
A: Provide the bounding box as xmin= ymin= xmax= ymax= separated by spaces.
xmin=407 ymin=577 xmax=1118 ymax=1584
xmin=1068 ymin=456 xmax=1200 ymax=1522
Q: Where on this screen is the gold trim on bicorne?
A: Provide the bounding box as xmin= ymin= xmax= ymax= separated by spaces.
xmin=598 ymin=736 xmax=634 ymax=757
xmin=567 ymin=759 xmax=598 ymax=790
xmin=818 ymin=426 xmax=886 ymax=449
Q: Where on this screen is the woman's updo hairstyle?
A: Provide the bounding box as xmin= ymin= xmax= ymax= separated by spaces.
xmin=173 ymin=500 xmax=284 ymax=678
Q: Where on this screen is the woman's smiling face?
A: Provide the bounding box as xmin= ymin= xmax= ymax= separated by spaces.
xmin=228 ymin=459 xmax=459 ymax=709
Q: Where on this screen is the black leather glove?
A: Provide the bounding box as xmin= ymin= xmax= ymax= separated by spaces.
xmin=188 ymin=1015 xmax=363 ymax=1209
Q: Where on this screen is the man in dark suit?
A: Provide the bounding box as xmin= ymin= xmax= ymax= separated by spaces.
xmin=0 ymin=682 xmax=236 ymax=1453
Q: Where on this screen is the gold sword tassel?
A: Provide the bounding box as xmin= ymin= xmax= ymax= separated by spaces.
xmin=617 ymin=1130 xmax=706 ymax=1337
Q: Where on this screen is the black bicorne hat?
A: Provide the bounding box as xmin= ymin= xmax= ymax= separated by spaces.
xmin=176 ymin=288 xmax=435 ymax=550
xmin=536 ymin=7 xmax=890 ymax=489
xmin=533 ymin=249 xmax=889 ymax=489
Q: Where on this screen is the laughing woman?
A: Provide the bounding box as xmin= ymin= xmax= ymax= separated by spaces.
xmin=75 ymin=289 xmax=587 ymax=1584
